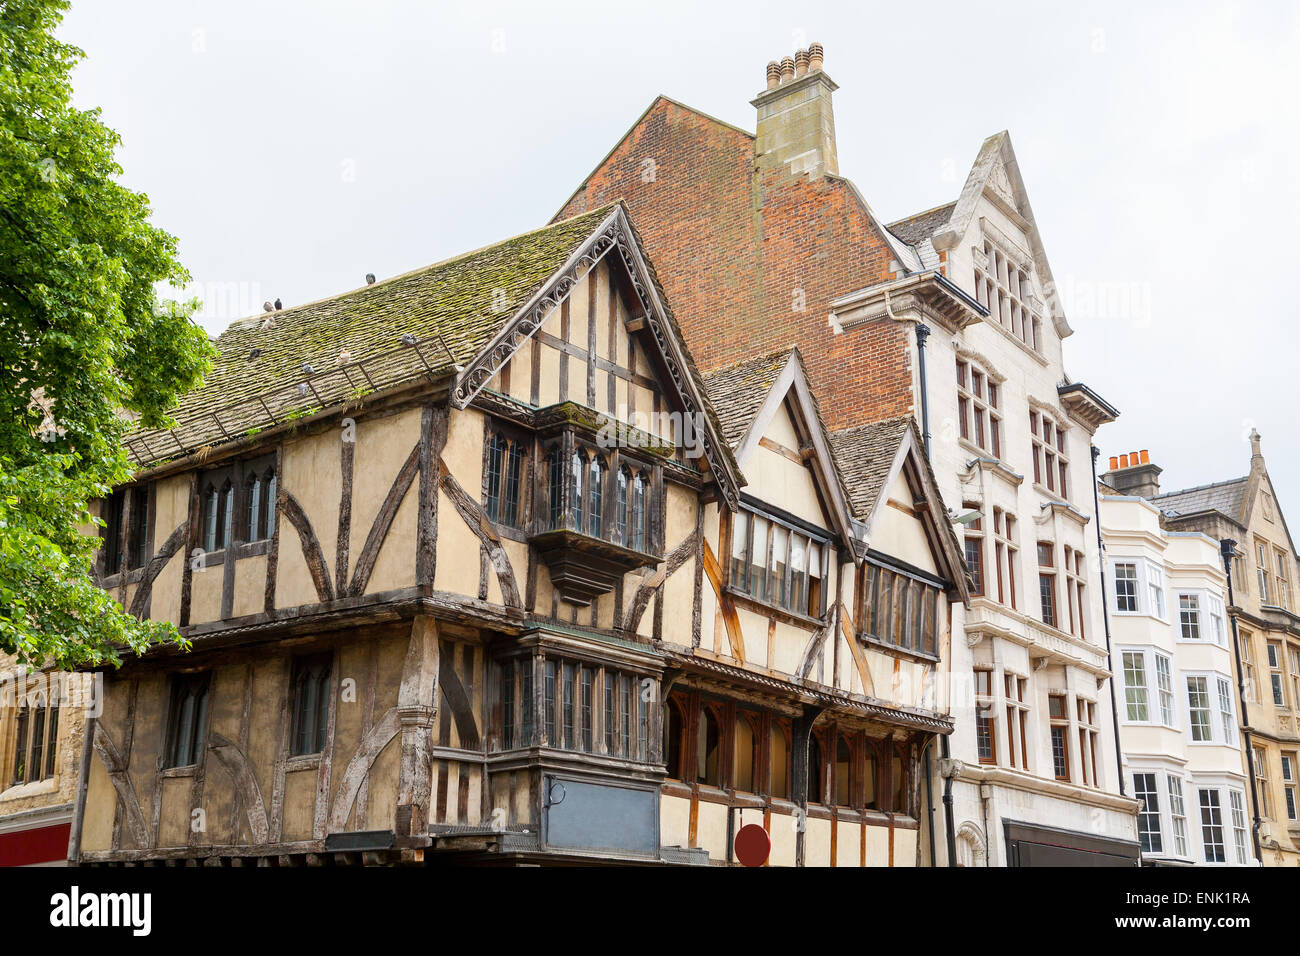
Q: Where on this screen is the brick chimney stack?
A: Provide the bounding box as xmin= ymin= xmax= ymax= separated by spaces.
xmin=751 ymin=42 xmax=839 ymax=182
xmin=1103 ymin=448 xmax=1162 ymax=499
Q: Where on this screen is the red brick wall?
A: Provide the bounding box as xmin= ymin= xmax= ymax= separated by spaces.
xmin=555 ymin=97 xmax=914 ymax=431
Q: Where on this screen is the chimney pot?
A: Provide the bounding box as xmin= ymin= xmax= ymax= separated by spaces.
xmin=1130 ymin=451 xmax=1140 ymax=466
xmin=795 ymin=49 xmax=810 ymax=77
xmin=1139 ymin=449 xmax=1150 ymax=464
xmin=1109 ymin=456 xmax=1118 ymax=471
xmin=1119 ymin=454 xmax=1129 ymax=468
xmin=808 ymin=42 xmax=824 ymax=72
xmin=780 ymin=56 xmax=795 ymax=84
xmin=766 ymin=61 xmax=781 ymax=90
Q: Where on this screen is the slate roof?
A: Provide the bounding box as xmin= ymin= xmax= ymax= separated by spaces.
xmin=827 ymin=417 xmax=914 ymax=519
xmin=701 ymin=349 xmax=797 ymax=449
xmin=887 ymin=202 xmax=955 ymax=246
xmin=125 ymin=206 xmax=618 ymax=465
xmin=1151 ymin=477 xmax=1250 ymax=522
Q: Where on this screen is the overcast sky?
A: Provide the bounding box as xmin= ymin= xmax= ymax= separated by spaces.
xmin=59 ymin=1 xmax=1300 ymax=514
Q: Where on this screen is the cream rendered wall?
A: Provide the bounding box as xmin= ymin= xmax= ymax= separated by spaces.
xmin=742 ymin=402 xmax=824 ymax=528
xmin=872 ymin=471 xmax=938 ymax=575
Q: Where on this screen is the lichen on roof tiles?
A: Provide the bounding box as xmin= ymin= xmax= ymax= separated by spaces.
xmin=701 ymin=349 xmax=795 ymax=448
xmin=828 ymin=416 xmax=913 ymax=519
xmin=126 ymin=205 xmax=618 ymax=462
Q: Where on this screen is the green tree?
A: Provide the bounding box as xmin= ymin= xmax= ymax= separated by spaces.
xmin=0 ymin=0 xmax=214 ymax=668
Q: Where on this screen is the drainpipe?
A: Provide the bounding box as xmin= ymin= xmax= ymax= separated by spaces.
xmin=1220 ymin=538 xmax=1264 ymax=865
xmin=915 ymin=323 xmax=932 ymax=459
xmin=913 ymin=363 xmax=957 ymax=867
xmin=1090 ymin=446 xmax=1127 ymax=797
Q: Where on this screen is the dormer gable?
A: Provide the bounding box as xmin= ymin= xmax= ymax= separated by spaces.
xmin=830 ymin=418 xmax=970 ymax=605
xmin=704 ymin=349 xmax=856 ymax=553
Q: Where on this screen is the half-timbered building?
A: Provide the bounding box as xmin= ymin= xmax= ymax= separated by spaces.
xmin=70 ymin=203 xmax=966 ymax=866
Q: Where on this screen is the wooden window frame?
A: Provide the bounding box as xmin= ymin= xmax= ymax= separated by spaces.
xmin=199 ymin=454 xmax=276 ymax=556
xmin=538 ymin=435 xmax=660 ymax=555
xmin=289 ymin=652 xmax=333 ymax=757
xmin=483 ymin=423 xmax=530 ymax=531
xmin=164 ymin=672 xmax=211 ymax=770
xmin=859 ymin=558 xmax=943 ymax=657
xmin=1076 ymin=697 xmax=1099 ymax=787
xmin=1063 ymin=546 xmax=1085 ymax=639
xmin=730 ymin=506 xmax=832 ymax=622
xmin=1198 ymin=788 xmax=1226 ymax=863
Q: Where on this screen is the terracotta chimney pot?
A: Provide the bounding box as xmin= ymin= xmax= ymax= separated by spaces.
xmin=808 ymin=42 xmax=824 ymax=72
xmin=780 ymin=56 xmax=795 ymax=84
xmin=795 ymin=49 xmax=809 ymax=77
xmin=766 ymin=61 xmax=781 ymax=90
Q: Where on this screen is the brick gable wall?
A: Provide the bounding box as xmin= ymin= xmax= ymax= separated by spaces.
xmin=555 ymin=98 xmax=914 ymax=432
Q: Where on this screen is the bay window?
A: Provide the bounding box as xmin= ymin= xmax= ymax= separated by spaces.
xmin=497 ymin=653 xmax=655 ymax=760
xmin=1198 ymin=789 xmax=1226 ymax=863
xmin=1134 ymin=772 xmax=1162 ymax=853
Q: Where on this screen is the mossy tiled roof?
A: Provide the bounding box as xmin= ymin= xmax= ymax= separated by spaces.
xmin=828 ymin=416 xmax=914 ymax=519
xmin=126 ymin=206 xmax=617 ymax=464
xmin=701 ymin=349 xmax=796 ymax=449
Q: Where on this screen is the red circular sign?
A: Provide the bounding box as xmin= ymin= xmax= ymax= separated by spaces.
xmin=734 ymin=823 xmax=771 ymax=867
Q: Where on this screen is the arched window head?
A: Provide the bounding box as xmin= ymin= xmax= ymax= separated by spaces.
xmin=631 ymin=471 xmax=648 ymax=552
xmin=546 ymin=449 xmax=563 ymax=529
xmin=615 ymin=468 xmax=630 ymax=544
xmin=262 ymin=468 xmax=277 ymax=540
xmin=485 ymin=433 xmax=506 ymax=522
xmin=218 ymin=479 xmax=234 ymax=550
xmin=246 ymin=472 xmax=262 ymax=542
xmin=569 ymin=451 xmax=585 ymax=529
xmin=587 ymin=455 xmax=605 ymax=537
xmin=203 ymin=483 xmax=219 ymax=553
